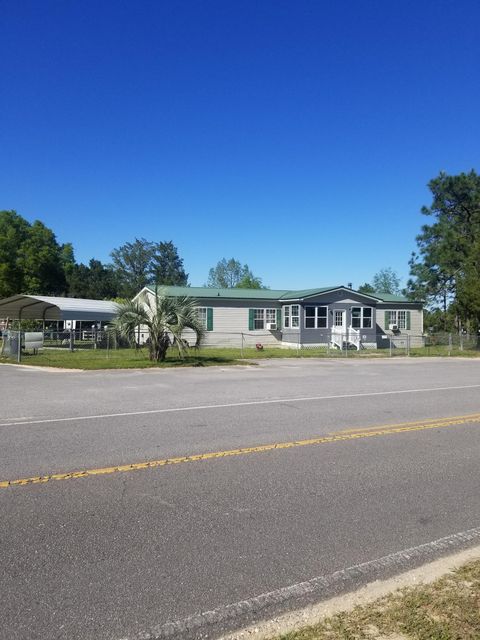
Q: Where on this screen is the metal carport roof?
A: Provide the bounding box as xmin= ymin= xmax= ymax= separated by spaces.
xmin=0 ymin=295 xmax=119 ymax=321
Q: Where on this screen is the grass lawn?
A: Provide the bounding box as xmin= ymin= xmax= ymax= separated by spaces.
xmin=277 ymin=559 xmax=480 ymax=640
xmin=1 ymin=342 xmax=479 ymax=369
xmin=0 ymin=346 xmax=247 ymax=369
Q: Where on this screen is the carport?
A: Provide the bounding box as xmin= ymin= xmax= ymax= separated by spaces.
xmin=0 ymin=295 xmax=119 ymax=361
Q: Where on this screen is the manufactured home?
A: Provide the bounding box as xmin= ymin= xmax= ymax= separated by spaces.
xmin=136 ymin=285 xmax=423 ymax=349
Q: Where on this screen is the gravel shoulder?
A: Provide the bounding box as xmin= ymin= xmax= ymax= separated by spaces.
xmin=223 ymin=545 xmax=480 ymax=640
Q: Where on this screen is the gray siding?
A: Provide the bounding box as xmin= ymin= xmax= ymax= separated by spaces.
xmin=375 ymin=303 xmax=423 ymax=347
xmin=182 ymin=299 xmax=282 ymax=347
xmin=282 ymin=292 xmax=379 ymax=346
xmin=376 ymin=304 xmax=423 ymax=334
xmin=143 ymin=290 xmax=424 ymax=349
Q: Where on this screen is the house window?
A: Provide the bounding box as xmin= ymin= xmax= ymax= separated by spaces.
xmin=254 ymin=309 xmax=264 ymax=330
xmin=197 ymin=307 xmax=213 ymax=331
xmin=266 ymin=309 xmax=276 ymax=325
xmin=305 ymin=306 xmax=328 ymax=329
xmin=283 ymin=305 xmax=300 ymax=328
xmin=197 ymin=307 xmax=207 ymax=328
xmin=351 ymin=307 xmax=372 ymax=329
xmin=250 ymin=308 xmax=277 ymax=330
xmin=291 ymin=305 xmax=299 ymax=328
xmin=386 ymin=310 xmax=409 ymax=330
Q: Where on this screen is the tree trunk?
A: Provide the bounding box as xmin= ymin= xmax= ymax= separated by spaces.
xmin=149 ymin=332 xmax=170 ymax=362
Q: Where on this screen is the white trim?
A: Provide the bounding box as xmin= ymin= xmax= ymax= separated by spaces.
xmin=387 ymin=310 xmax=407 ymax=330
xmin=351 ymin=306 xmax=373 ymax=329
xmin=333 ymin=309 xmax=346 ymax=329
xmin=281 ymin=287 xmax=385 ymax=303
xmin=283 ymin=304 xmax=300 ymax=329
xmin=304 ymin=305 xmax=329 ymax=329
xmin=251 ymin=308 xmax=277 ymax=331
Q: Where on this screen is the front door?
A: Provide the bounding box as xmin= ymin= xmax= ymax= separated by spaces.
xmin=331 ymin=309 xmax=346 ymax=345
xmin=334 ymin=309 xmax=346 ymax=329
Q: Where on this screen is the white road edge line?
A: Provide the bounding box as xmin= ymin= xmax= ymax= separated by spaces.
xmin=120 ymin=526 xmax=480 ymax=640
xmin=1 ymin=383 xmax=480 ymax=428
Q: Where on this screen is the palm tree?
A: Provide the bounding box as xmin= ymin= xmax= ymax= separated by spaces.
xmin=110 ymin=290 xmax=205 ymax=362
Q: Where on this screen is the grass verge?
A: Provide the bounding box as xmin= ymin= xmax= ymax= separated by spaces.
xmin=1 ymin=343 xmax=479 ymax=369
xmin=277 ymin=559 xmax=480 ymax=640
xmin=0 ymin=347 xmax=249 ymax=369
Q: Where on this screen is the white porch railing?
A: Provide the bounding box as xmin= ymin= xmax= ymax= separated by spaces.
xmin=331 ymin=327 xmax=361 ymax=350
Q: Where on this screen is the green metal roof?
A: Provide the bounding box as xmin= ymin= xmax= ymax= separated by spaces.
xmin=145 ymin=285 xmax=290 ymax=300
xmin=373 ymin=292 xmax=412 ymax=303
xmin=280 ymin=286 xmax=340 ymax=300
xmin=145 ymin=285 xmax=417 ymax=304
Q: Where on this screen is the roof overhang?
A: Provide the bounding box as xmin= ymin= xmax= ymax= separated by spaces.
xmin=280 ymin=287 xmax=384 ymax=302
xmin=0 ymin=295 xmax=119 ymax=321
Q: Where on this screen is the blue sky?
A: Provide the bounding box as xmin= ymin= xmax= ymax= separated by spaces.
xmin=1 ymin=0 xmax=479 ymax=289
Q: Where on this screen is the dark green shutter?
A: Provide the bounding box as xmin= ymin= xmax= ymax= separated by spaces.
xmin=207 ymin=308 xmax=213 ymax=331
xmin=406 ymin=310 xmax=411 ymax=330
xmin=248 ymin=309 xmax=255 ymax=331
xmin=276 ymin=309 xmax=282 ymax=328
xmin=385 ymin=311 xmax=389 ymax=327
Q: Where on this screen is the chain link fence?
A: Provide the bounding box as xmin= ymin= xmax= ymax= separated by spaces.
xmin=1 ymin=330 xmax=479 ymax=365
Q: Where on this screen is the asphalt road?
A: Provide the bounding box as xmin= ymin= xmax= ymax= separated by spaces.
xmin=1 ymin=358 xmax=480 ymax=639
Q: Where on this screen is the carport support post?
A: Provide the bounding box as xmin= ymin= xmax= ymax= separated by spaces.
xmin=69 ymin=328 xmax=74 ymax=352
xmin=17 ymin=310 xmax=22 ymax=363
xmin=389 ymin=335 xmax=392 ymax=357
xmin=407 ymin=334 xmax=410 ymax=357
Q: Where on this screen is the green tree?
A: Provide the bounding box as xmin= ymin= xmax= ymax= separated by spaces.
xmin=61 ymin=242 xmax=76 ymax=293
xmin=372 ymin=268 xmax=401 ymax=294
xmin=236 ymin=273 xmax=264 ymax=289
xmin=0 ymin=211 xmax=66 ymax=296
xmin=357 ymin=269 xmax=400 ymax=296
xmin=111 ymin=238 xmax=189 ymax=297
xmin=152 ymin=241 xmax=188 ymax=286
xmin=206 ymin=258 xmax=265 ymax=288
xmin=17 ymin=220 xmax=67 ymax=294
xmin=111 ymin=238 xmax=156 ymax=298
xmin=357 ymin=282 xmax=376 ymax=295
xmin=110 ymin=290 xmax=204 ymax=362
xmin=407 ymin=170 xmax=480 ymax=331
xmin=68 ymin=259 xmax=119 ymax=299
xmin=0 ymin=210 xmax=29 ymax=297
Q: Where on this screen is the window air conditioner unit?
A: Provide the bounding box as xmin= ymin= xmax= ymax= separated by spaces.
xmin=389 ymin=323 xmax=399 ymax=331
xmin=266 ymin=323 xmax=277 ymax=330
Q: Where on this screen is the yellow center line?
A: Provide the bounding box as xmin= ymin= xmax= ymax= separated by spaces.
xmin=332 ymin=411 xmax=480 ymax=434
xmin=1 ymin=413 xmax=480 ymax=489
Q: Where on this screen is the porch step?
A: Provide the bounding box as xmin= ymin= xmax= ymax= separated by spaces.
xmin=330 ymin=339 xmax=361 ymax=351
